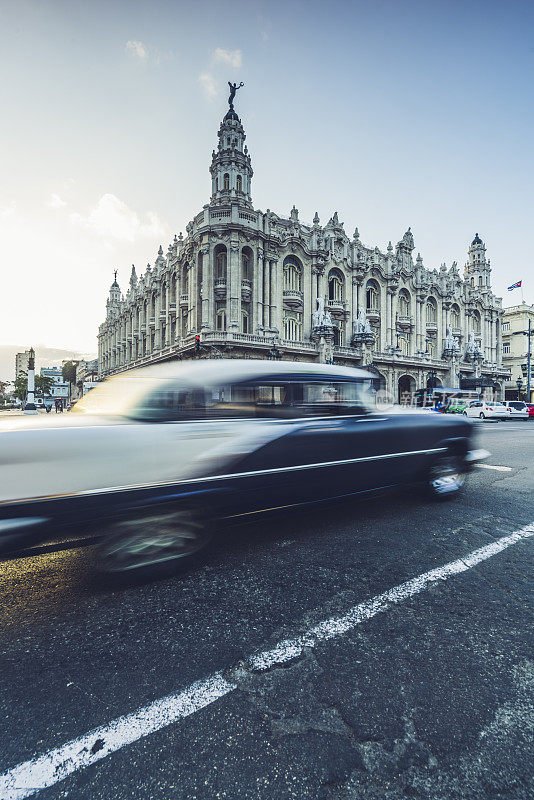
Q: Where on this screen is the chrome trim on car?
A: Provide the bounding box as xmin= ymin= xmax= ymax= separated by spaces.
xmin=0 ymin=518 xmax=48 ymax=534
xmin=0 ymin=447 xmax=447 ymax=507
xmin=465 ymin=449 xmax=490 ymax=463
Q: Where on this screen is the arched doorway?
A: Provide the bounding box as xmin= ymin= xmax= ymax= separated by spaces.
xmin=398 ymin=374 xmax=416 ymax=404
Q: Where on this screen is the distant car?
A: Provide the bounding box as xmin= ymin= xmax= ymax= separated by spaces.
xmin=463 ymin=400 xmax=508 ymax=420
xmin=446 ymin=399 xmax=469 ymax=415
xmin=0 ymin=360 xmax=488 ymax=574
xmin=525 ymin=403 xmax=534 ymax=418
xmin=502 ymin=401 xmax=529 ymax=420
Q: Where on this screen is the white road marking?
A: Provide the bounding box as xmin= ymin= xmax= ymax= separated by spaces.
xmin=1 ymin=523 xmax=533 ymax=800
xmin=477 ymin=464 xmax=514 ymax=472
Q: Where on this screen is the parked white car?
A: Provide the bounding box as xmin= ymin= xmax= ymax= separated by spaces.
xmin=463 ymin=400 xmax=508 ymax=420
xmin=502 ymin=401 xmax=530 ymax=420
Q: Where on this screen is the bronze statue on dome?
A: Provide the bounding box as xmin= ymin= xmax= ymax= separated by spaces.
xmin=228 ymin=81 xmax=244 ymax=109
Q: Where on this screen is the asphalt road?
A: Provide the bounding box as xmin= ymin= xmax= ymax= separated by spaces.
xmin=0 ymin=423 xmax=533 ymax=800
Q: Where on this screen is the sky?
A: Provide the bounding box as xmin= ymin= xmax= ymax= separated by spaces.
xmin=0 ymin=0 xmax=533 ymax=357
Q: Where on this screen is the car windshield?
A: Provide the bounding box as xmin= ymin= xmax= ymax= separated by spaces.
xmin=71 ymin=374 xmax=170 ymax=417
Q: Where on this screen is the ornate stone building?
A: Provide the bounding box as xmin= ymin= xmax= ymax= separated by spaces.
xmin=98 ymin=94 xmax=509 ymax=400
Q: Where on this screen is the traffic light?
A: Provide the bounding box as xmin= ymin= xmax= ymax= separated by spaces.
xmin=195 ymin=334 xmax=201 ymax=355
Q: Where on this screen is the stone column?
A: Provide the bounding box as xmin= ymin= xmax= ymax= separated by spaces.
xmin=228 ymin=240 xmax=240 ymax=330
xmin=271 ymin=259 xmax=279 ymax=333
xmin=154 ymin=285 xmax=162 ymax=349
xmin=391 ymin=292 xmax=398 ymax=348
xmin=201 ymin=246 xmax=211 ymax=330
xmin=256 ymin=248 xmax=264 ymax=332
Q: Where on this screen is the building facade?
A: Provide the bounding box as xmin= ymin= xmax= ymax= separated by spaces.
xmin=99 ymin=97 xmax=509 ymax=400
xmin=502 ymin=303 xmax=534 ymax=401
xmin=40 ymin=367 xmax=70 ymax=407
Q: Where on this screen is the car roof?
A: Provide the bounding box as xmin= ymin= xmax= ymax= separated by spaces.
xmin=109 ymin=359 xmax=374 ymax=387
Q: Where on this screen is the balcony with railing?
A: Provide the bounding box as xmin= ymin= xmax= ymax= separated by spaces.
xmin=426 ymin=321 xmax=438 ymax=333
xmin=366 ymin=308 xmax=380 ymax=322
xmin=179 ymin=294 xmax=189 ymax=307
xmin=169 ymin=302 xmax=177 ymax=314
xmin=396 ymin=314 xmax=414 ymax=328
xmin=148 ymin=316 xmax=156 ymax=329
xmin=282 ymin=289 xmax=304 ymax=308
xmin=326 ymin=298 xmax=346 ymax=312
xmin=214 ymin=279 xmax=227 ymax=298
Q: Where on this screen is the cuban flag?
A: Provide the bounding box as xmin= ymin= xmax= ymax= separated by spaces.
xmin=508 ymin=281 xmax=522 ymax=291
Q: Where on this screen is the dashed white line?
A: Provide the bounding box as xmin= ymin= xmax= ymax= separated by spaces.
xmin=477 ymin=464 xmax=514 ymax=472
xmin=1 ymin=523 xmax=533 ymax=800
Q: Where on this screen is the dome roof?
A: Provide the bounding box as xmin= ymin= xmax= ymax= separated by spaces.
xmin=224 ymin=108 xmax=239 ymax=122
xmin=471 ymin=233 xmax=483 ymax=245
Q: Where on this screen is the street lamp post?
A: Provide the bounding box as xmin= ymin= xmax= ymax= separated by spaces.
xmin=516 ymin=377 xmax=523 ymax=401
xmin=24 ymin=347 xmax=38 ymax=414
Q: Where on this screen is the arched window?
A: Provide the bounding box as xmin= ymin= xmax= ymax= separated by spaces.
xmin=471 ymin=277 xmax=475 ymax=287
xmin=451 ymin=304 xmax=460 ymax=328
xmin=183 ymin=265 xmax=189 ymax=296
xmin=328 ymin=269 xmax=344 ymax=302
xmin=426 ymin=297 xmax=437 ymax=323
xmin=236 ymin=175 xmax=242 ymax=193
xmin=398 ymin=289 xmax=411 ymax=317
xmin=242 ymin=310 xmax=249 ymax=333
xmin=366 ymin=280 xmax=379 ymax=311
xmin=284 ymin=310 xmax=302 ymax=341
xmin=398 ymin=335 xmax=410 ymax=356
xmin=332 ymin=325 xmax=344 ymax=346
xmin=479 ymin=275 xmax=483 ymax=286
xmin=242 ymin=247 xmax=253 ymax=280
xmin=473 ymin=310 xmax=481 ymax=334
xmin=427 ymin=340 xmax=435 ymax=358
xmin=223 ymin=173 xmax=230 ymax=191
xmin=214 ymin=245 xmax=227 ymax=280
xmin=216 ymin=308 xmax=226 ymax=331
xmin=283 ymin=256 xmax=302 ymax=292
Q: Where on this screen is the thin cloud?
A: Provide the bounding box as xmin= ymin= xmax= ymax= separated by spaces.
xmin=47 ymin=193 xmax=67 ymax=209
xmin=213 ymin=48 xmax=242 ymax=68
xmin=199 ymin=48 xmax=243 ymax=100
xmin=199 ymin=71 xmax=218 ymax=99
xmin=70 ymin=194 xmax=167 ymax=243
xmin=126 ymin=40 xmax=148 ymax=61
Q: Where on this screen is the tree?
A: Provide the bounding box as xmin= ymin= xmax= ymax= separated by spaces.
xmin=62 ymin=361 xmax=77 ymax=385
xmin=36 ymin=375 xmax=54 ymax=396
xmin=13 ymin=374 xmax=28 ymax=401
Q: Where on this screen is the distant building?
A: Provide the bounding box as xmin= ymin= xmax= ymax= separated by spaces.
xmin=502 ymin=303 xmax=534 ymax=401
xmin=73 ymin=359 xmax=100 ymax=400
xmin=15 ymin=351 xmax=31 ymax=378
xmin=40 ymin=367 xmax=69 ymax=406
xmin=98 ymin=95 xmax=509 ymax=401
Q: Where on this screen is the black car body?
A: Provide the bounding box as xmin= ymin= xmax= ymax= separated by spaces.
xmin=0 ymin=360 xmax=487 ymax=572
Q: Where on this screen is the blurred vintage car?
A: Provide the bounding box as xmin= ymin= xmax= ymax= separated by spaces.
xmin=0 ymin=360 xmax=488 ymax=574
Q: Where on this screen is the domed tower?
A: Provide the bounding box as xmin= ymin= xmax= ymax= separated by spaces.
xmin=464 ymin=233 xmax=491 ymax=289
xmin=106 ymin=271 xmax=121 ymax=319
xmin=209 ymin=83 xmax=253 ymax=207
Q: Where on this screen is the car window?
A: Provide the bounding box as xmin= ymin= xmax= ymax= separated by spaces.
xmin=289 ymin=380 xmax=370 ymax=417
xmin=204 ymin=381 xmax=292 ymax=419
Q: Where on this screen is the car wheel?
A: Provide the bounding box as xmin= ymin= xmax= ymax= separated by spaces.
xmin=97 ymin=509 xmax=212 ymax=575
xmin=426 ymin=454 xmax=466 ymax=500
xmin=479 ymin=412 xmax=485 ymax=419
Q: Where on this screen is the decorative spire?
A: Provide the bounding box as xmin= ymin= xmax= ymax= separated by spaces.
xmin=353 ymin=227 xmax=360 ymax=241
xmin=210 ymin=90 xmax=253 ymax=207
xmin=313 ymin=212 xmax=320 ymax=227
